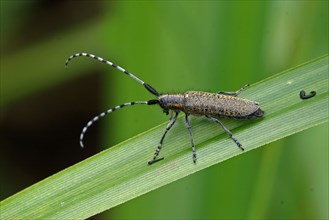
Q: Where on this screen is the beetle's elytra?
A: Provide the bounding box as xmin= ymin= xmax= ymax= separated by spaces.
xmin=65 ymin=53 xmax=264 ymax=165
xmin=159 ymin=91 xmax=263 ymax=118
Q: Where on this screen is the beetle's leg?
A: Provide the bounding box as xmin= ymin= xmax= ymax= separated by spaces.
xmin=184 ymin=113 xmax=197 ymax=163
xmin=216 ymin=84 xmax=249 ymax=96
xmin=169 ymin=110 xmax=174 ymax=120
xmin=206 ymin=116 xmax=244 ymax=151
xmin=148 ymin=112 xmax=179 ymax=165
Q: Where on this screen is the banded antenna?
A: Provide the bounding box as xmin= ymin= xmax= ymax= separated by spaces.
xmin=65 ymin=53 xmax=160 ymax=148
xmin=65 ymin=53 xmax=160 ymax=96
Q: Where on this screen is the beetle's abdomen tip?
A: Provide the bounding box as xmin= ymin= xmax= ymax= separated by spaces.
xmin=253 ymin=108 xmax=264 ymax=117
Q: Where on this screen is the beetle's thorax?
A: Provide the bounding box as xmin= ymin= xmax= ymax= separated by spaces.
xmin=158 ymin=94 xmax=185 ymax=111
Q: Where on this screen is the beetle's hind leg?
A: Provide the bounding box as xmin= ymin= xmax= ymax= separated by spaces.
xmin=148 ymin=112 xmax=179 ymax=165
xmin=206 ymin=115 xmax=244 ymax=151
xmin=216 ymin=84 xmax=249 ymax=96
xmin=184 ymin=113 xmax=197 ymax=163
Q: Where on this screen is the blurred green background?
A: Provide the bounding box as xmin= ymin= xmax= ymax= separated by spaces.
xmin=1 ymin=1 xmax=328 ymax=219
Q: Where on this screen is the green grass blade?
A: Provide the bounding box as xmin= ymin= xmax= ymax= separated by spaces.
xmin=1 ymin=55 xmax=328 ymax=219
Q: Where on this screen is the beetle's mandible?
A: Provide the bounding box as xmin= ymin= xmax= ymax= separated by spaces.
xmin=65 ymin=53 xmax=264 ymax=165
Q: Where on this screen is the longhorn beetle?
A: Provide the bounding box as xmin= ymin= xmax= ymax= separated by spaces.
xmin=65 ymin=53 xmax=264 ymax=165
